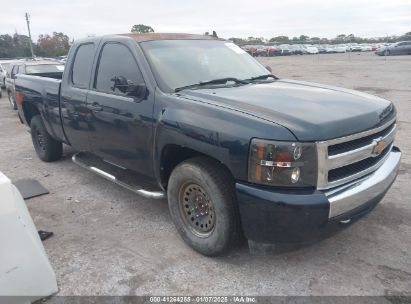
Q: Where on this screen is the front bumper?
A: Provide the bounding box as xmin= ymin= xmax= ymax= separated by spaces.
xmin=236 ymin=148 xmax=401 ymax=244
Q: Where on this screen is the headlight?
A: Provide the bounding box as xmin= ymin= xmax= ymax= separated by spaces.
xmin=248 ymin=139 xmax=317 ymax=187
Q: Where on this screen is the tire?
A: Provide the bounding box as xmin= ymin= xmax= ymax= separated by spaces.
xmin=8 ymin=92 xmax=17 ymax=110
xmin=167 ymin=156 xmax=243 ymax=256
xmin=30 ymin=115 xmax=63 ymax=162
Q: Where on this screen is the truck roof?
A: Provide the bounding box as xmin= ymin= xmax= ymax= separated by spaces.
xmin=119 ymin=33 xmax=224 ymax=42
xmin=73 ymin=33 xmax=225 ymax=46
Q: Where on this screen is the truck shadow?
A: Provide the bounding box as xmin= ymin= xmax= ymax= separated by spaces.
xmin=59 ymin=149 xmax=368 ymax=259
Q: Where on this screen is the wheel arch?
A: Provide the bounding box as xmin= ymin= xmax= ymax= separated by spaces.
xmin=159 ymin=144 xmax=234 ymax=190
xmin=22 ymin=101 xmax=41 ymax=126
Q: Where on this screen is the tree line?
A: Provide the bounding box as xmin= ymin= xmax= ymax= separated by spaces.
xmin=0 ymin=32 xmax=70 ymax=58
xmin=229 ymin=32 xmax=411 ymax=45
xmin=0 ymin=24 xmax=153 ymax=58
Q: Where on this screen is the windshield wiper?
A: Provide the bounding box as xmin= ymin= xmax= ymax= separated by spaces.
xmin=244 ymin=74 xmax=278 ymax=82
xmin=174 ymin=77 xmax=248 ymax=92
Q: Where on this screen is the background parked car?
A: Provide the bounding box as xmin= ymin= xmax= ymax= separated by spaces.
xmin=6 ymin=60 xmax=64 ymax=110
xmin=279 ymin=44 xmax=291 ymax=55
xmin=5 ymin=63 xmax=19 ymax=108
xmin=317 ymin=45 xmax=327 ymax=53
xmin=350 ymin=44 xmax=363 ymax=52
xmin=254 ymin=45 xmax=267 ymax=56
xmin=360 ymin=44 xmax=372 ymax=52
xmin=289 ymin=44 xmax=305 ymax=55
xmin=304 ymin=45 xmax=319 ymax=54
xmin=376 ymin=41 xmax=411 ymax=56
xmin=334 ymin=45 xmax=347 ymax=53
xmin=58 ymin=55 xmax=68 ymax=63
xmin=242 ymin=45 xmax=257 ymax=56
xmin=4 ymin=60 xmax=24 ymax=95
xmin=266 ymin=45 xmax=282 ymax=56
xmin=371 ymin=44 xmax=380 ymax=51
xmin=325 ymin=45 xmax=337 ymax=53
xmin=0 ymin=60 xmax=18 ymax=88
xmin=0 ymin=63 xmax=6 ymax=89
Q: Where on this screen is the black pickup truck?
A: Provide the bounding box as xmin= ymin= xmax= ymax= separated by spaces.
xmin=15 ymin=33 xmax=401 ymax=256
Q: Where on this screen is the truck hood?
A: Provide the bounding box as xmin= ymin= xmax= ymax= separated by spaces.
xmin=179 ymin=79 xmax=394 ymax=141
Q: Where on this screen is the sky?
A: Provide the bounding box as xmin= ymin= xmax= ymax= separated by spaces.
xmin=1 ymin=0 xmax=410 ymax=41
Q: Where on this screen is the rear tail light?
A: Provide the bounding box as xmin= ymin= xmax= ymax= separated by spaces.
xmin=15 ymin=91 xmax=24 ymax=108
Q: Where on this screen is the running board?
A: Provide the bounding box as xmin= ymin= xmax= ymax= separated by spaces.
xmin=72 ymin=152 xmax=165 ymax=199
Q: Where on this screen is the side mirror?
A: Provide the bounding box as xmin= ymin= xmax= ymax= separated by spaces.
xmin=110 ymin=76 xmax=128 ymax=92
xmin=110 ymin=76 xmax=146 ymax=100
xmin=127 ymin=83 xmax=147 ymax=100
xmin=265 ymin=66 xmax=272 ymax=73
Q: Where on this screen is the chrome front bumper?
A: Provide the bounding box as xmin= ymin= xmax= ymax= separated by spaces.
xmin=325 ymin=148 xmax=401 ymax=218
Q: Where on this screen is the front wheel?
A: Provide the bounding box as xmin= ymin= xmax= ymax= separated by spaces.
xmin=167 ymin=157 xmax=243 ymax=256
xmin=30 ymin=115 xmax=63 ymax=162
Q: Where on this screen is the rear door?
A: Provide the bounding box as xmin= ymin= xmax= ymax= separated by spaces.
xmin=60 ymin=43 xmax=96 ymax=150
xmin=86 ymin=41 xmax=154 ymax=176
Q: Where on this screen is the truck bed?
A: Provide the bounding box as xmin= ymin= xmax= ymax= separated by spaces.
xmin=28 ymin=72 xmax=64 ymax=80
xmin=15 ymin=74 xmax=66 ymax=143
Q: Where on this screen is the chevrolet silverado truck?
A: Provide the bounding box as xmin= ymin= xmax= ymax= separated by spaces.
xmin=14 ymin=33 xmax=401 ymax=256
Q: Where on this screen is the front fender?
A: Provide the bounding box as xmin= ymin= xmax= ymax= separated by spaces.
xmin=153 ymin=92 xmax=296 ymax=184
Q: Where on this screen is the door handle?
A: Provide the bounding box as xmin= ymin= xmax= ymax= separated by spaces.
xmin=89 ymin=102 xmax=103 ymax=112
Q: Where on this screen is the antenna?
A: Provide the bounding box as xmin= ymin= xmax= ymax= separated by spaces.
xmin=25 ymin=12 xmax=35 ymax=58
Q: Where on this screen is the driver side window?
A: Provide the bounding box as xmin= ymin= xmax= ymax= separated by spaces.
xmin=94 ymin=43 xmax=145 ymax=96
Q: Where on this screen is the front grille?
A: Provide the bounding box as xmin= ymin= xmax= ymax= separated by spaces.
xmin=328 ymin=122 xmax=395 ymax=156
xmin=316 ymin=118 xmax=396 ymax=189
xmin=328 ymin=145 xmax=391 ymax=182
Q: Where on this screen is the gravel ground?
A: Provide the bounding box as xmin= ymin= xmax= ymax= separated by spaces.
xmin=0 ymin=52 xmax=410 ymax=297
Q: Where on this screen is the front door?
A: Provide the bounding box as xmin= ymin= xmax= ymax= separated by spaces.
xmin=86 ymin=42 xmax=154 ymax=177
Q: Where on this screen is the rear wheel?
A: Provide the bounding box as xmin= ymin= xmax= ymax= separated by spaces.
xmin=30 ymin=115 xmax=63 ymax=162
xmin=167 ymin=157 xmax=243 ymax=256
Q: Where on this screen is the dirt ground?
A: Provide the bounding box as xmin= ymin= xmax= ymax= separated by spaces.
xmin=0 ymin=52 xmax=410 ymax=296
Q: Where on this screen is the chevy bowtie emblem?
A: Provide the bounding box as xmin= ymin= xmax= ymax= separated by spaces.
xmin=373 ymin=140 xmax=386 ymax=156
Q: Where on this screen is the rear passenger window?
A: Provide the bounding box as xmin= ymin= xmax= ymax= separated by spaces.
xmin=94 ymin=43 xmax=144 ymax=95
xmin=72 ymin=43 xmax=95 ymax=88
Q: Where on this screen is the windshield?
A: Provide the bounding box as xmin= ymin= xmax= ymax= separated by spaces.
xmin=25 ymin=64 xmax=64 ymax=74
xmin=141 ymin=40 xmax=269 ymax=92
